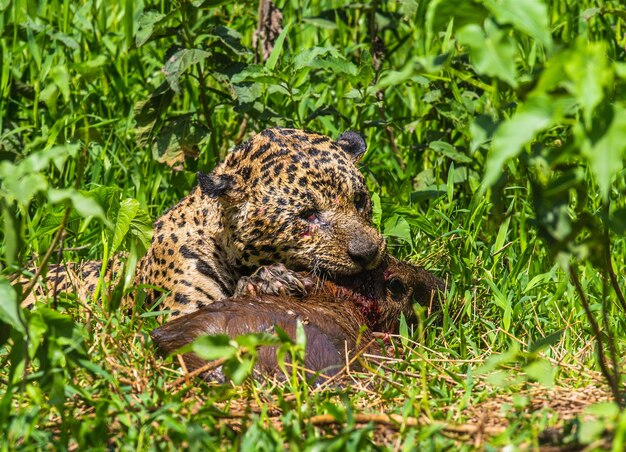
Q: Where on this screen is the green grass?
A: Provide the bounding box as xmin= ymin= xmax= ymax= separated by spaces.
xmin=2 ymin=0 xmax=626 ymax=449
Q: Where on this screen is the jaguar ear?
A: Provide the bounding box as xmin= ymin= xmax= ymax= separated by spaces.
xmin=197 ymin=172 xmax=237 ymax=198
xmin=337 ymin=131 xmax=366 ymax=161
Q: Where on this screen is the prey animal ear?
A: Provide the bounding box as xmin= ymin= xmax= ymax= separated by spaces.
xmin=197 ymin=172 xmax=237 ymax=198
xmin=337 ymin=131 xmax=367 ymax=161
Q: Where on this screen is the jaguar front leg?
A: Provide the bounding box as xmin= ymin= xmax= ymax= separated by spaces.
xmin=234 ymin=264 xmax=315 ymax=298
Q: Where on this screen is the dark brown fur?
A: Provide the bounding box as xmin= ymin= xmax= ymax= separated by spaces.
xmin=151 ymin=256 xmax=445 ymax=382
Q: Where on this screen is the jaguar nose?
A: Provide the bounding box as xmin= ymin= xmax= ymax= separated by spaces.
xmin=347 ymin=237 xmax=381 ymax=268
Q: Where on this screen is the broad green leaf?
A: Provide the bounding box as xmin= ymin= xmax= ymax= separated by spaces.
xmin=191 ymin=334 xmax=237 ymax=361
xmin=616 ymin=62 xmax=626 ymax=79
xmin=135 ymin=11 xmax=166 ymax=47
xmin=8 ymin=144 xmax=80 ymax=175
xmin=482 ymin=95 xmax=566 ymax=190
xmin=580 ymin=104 xmax=626 ymax=200
xmin=0 ymin=279 xmax=25 ymax=334
xmin=524 ymin=359 xmax=555 ymax=386
xmin=373 ymin=60 xmax=418 ymax=90
xmin=457 ymin=21 xmax=517 ymax=87
xmin=273 ymin=325 xmax=293 ymax=344
xmin=429 ymin=141 xmax=472 ymax=163
xmin=383 ymin=214 xmax=413 ymax=247
xmin=578 ymin=419 xmax=606 ymax=445
xmin=40 ymin=81 xmax=59 ymax=113
xmin=485 ymin=370 xmax=509 ymax=387
xmin=293 ymin=47 xmax=357 ymax=76
xmin=484 ymin=0 xmax=553 ymax=51
xmin=564 ymin=41 xmax=611 ymax=127
xmin=50 ymin=30 xmax=79 ymax=49
xmin=609 ymin=207 xmax=626 ymax=234
xmin=134 ymin=82 xmax=175 ymax=148
xmin=111 ymin=198 xmax=139 ymax=253
xmin=230 ymin=65 xmax=281 ymax=84
xmin=3 ymin=173 xmax=48 ymax=206
xmin=426 ymin=0 xmax=489 ymax=40
xmin=88 ymin=186 xmax=122 ymax=214
xmin=235 ymin=332 xmax=280 ymax=348
xmin=350 ymin=50 xmax=376 ymax=85
xmin=232 ymin=83 xmax=263 ymax=105
xmin=106 ymin=195 xmax=152 ymax=254
xmin=422 ymin=88 xmax=441 ymax=103
xmin=470 ymin=115 xmax=499 ymax=151
xmin=128 ymin=206 xmax=153 ymax=254
xmin=316 ymin=57 xmax=357 ymax=76
xmin=48 ymin=188 xmax=107 ymax=221
xmin=50 ymin=65 xmax=71 ymax=103
xmin=163 ymin=49 xmax=211 ymax=93
xmin=74 ymin=55 xmax=107 ymax=78
xmin=153 ymin=115 xmax=209 ymax=167
xmin=585 ymin=402 xmax=620 ymax=418
xmin=293 ymin=46 xmax=332 ymax=69
xmin=27 ymin=311 xmax=48 ymax=357
xmin=211 ymin=26 xmax=248 ymax=56
xmin=223 ymin=357 xmax=254 ymax=385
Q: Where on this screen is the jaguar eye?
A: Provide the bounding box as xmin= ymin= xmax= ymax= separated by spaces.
xmin=387 ymin=277 xmax=406 ymax=301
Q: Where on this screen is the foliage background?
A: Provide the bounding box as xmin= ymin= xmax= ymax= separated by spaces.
xmin=1 ymin=0 xmax=626 ymax=449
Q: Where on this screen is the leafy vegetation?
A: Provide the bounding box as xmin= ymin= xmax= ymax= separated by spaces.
xmin=2 ymin=0 xmax=626 ymax=448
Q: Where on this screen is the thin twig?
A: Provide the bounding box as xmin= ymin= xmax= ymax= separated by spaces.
xmin=169 ymin=357 xmax=228 ymax=390
xmin=176 ymin=354 xmax=189 ymax=387
xmin=307 ymin=413 xmax=503 ymax=437
xmin=600 ymin=268 xmax=621 ymax=407
xmin=604 ymin=233 xmax=626 ymax=313
xmin=600 ymin=204 xmax=624 ymax=405
xmin=569 ymin=265 xmax=622 ymax=406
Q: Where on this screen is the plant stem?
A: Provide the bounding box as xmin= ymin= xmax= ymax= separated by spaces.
xmin=604 ymin=232 xmax=626 ymax=313
xmin=569 ymin=265 xmax=623 ymax=407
